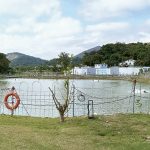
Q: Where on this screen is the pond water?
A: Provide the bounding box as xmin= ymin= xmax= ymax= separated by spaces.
xmin=0 ymin=78 xmax=150 ymax=117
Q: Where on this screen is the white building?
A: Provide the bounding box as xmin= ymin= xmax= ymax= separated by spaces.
xmin=72 ymin=64 xmax=150 ymax=76
xmin=143 ymin=67 xmax=150 ymax=72
xmin=95 ymin=64 xmax=110 ymax=75
xmin=95 ymin=64 xmax=108 ymax=68
xmin=110 ymin=67 xmax=142 ymax=76
xmin=119 ymin=59 xmax=135 ymax=67
xmin=110 ymin=67 xmax=119 ymax=75
xmin=119 ymin=67 xmax=141 ymax=75
xmin=73 ymin=67 xmax=95 ymax=75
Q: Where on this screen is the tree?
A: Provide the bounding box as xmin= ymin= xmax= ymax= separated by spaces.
xmin=58 ymin=52 xmax=73 ymax=72
xmin=49 ymin=52 xmax=74 ymax=122
xmin=109 ymin=53 xmax=122 ymax=66
xmin=0 ymin=53 xmax=10 ymax=73
xmin=81 ymin=42 xmax=150 ymax=67
xmin=49 ymin=79 xmax=73 ymax=122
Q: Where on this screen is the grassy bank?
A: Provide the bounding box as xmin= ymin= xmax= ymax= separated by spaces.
xmin=0 ymin=114 xmax=150 ymax=150
xmin=4 ymin=74 xmax=133 ymax=80
xmin=137 ymin=78 xmax=150 ymax=84
xmin=137 ymin=74 xmax=150 ymax=84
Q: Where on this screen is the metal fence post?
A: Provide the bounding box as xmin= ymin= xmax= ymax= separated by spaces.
xmin=133 ymin=79 xmax=136 ymax=114
xmin=88 ymin=100 xmax=94 ymax=119
xmin=72 ymin=84 xmax=75 ymax=117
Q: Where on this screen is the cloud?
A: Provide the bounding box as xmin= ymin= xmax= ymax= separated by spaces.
xmin=84 ymin=22 xmax=131 ymax=44
xmin=0 ymin=0 xmax=150 ymax=60
xmin=138 ymin=32 xmax=150 ymax=42
xmin=35 ymin=17 xmax=82 ymax=38
xmin=0 ymin=0 xmax=83 ymax=59
xmin=0 ymin=0 xmax=61 ymax=19
xmin=86 ymin=22 xmax=129 ymax=32
xmin=80 ymin=0 xmax=150 ymax=20
xmin=0 ymin=17 xmax=83 ymax=59
xmin=145 ymin=19 xmax=150 ymax=26
xmin=136 ymin=19 xmax=150 ymax=42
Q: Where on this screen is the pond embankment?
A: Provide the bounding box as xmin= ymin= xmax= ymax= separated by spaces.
xmin=1 ymin=73 xmax=150 ymax=84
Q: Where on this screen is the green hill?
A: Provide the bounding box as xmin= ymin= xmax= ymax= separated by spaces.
xmin=82 ymin=42 xmax=150 ymax=66
xmin=74 ymin=46 xmax=101 ymax=59
xmin=6 ymin=52 xmax=48 ymax=67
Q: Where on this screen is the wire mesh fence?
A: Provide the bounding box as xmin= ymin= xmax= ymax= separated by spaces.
xmin=0 ymin=80 xmax=150 ymax=118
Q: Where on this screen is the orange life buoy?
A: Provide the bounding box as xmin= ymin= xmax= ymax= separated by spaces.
xmin=4 ymin=92 xmax=20 ymax=110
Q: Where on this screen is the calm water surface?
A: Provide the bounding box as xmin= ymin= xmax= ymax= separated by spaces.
xmin=0 ymin=78 xmax=150 ymax=117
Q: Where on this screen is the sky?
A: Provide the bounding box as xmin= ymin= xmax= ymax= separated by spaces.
xmin=0 ymin=0 xmax=150 ymax=60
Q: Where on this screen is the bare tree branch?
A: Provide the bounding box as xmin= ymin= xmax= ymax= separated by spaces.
xmin=49 ymin=79 xmax=73 ymax=122
xmin=49 ymin=87 xmax=60 ymax=110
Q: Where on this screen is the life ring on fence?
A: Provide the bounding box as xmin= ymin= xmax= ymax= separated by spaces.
xmin=4 ymin=92 xmax=20 ymax=110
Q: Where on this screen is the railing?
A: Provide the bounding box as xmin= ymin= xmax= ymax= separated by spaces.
xmin=0 ymin=80 xmax=150 ymax=118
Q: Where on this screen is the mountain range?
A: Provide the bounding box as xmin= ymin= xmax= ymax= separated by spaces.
xmin=6 ymin=52 xmax=47 ymax=67
xmin=74 ymin=46 xmax=101 ymax=59
xmin=6 ymin=46 xmax=100 ymax=67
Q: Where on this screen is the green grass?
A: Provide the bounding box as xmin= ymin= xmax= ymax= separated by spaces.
xmin=0 ymin=114 xmax=150 ymax=150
